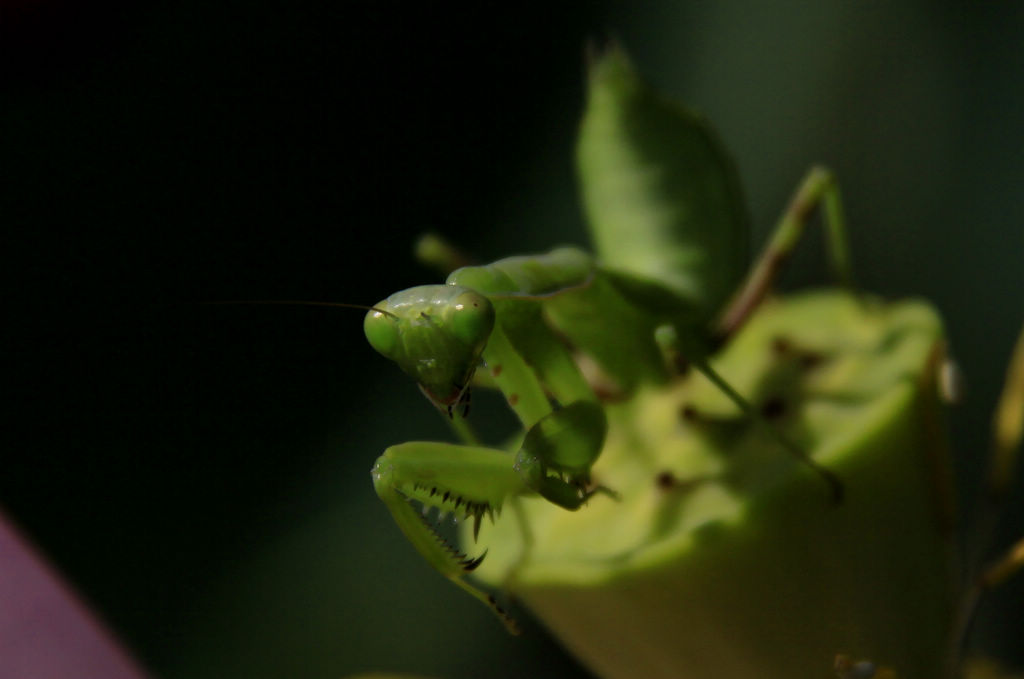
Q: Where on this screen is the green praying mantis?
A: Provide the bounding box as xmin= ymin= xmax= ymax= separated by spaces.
xmin=363 ymin=46 xmax=856 ymax=632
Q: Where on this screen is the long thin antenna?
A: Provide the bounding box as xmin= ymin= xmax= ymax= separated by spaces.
xmin=204 ymin=300 xmax=397 ymax=318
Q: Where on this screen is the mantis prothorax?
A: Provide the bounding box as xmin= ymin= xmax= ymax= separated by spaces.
xmin=364 ymin=45 xmax=855 ymax=631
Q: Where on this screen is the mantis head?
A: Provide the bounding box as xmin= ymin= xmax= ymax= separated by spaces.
xmin=364 ymin=284 xmax=495 ymax=411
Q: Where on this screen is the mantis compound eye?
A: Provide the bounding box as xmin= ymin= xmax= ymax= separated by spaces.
xmin=364 ymin=305 xmax=399 ymax=358
xmin=449 ymin=290 xmax=495 ymax=349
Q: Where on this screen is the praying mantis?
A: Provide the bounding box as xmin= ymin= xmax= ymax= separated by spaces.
xmin=364 ymin=45 xmax=856 ymax=632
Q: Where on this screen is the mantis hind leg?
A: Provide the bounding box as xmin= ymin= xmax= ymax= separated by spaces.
xmin=717 ymin=166 xmax=855 ymax=339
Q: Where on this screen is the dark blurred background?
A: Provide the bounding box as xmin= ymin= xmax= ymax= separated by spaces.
xmin=2 ymin=2 xmax=1022 ymax=677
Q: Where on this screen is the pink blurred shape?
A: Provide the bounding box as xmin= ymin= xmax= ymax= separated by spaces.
xmin=0 ymin=512 xmax=150 ymax=679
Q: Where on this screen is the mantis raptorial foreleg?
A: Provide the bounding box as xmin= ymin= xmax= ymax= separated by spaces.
xmin=371 ymin=441 xmax=522 ymax=633
xmin=370 ymin=401 xmax=606 ymax=633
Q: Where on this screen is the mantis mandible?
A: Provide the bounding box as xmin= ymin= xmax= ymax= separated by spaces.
xmin=364 ymin=45 xmax=855 ymax=632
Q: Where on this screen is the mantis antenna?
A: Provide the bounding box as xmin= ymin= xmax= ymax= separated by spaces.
xmin=204 ymin=300 xmax=398 ymax=319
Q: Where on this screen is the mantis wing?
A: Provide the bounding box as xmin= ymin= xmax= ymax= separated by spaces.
xmin=577 ymin=45 xmax=750 ymax=329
